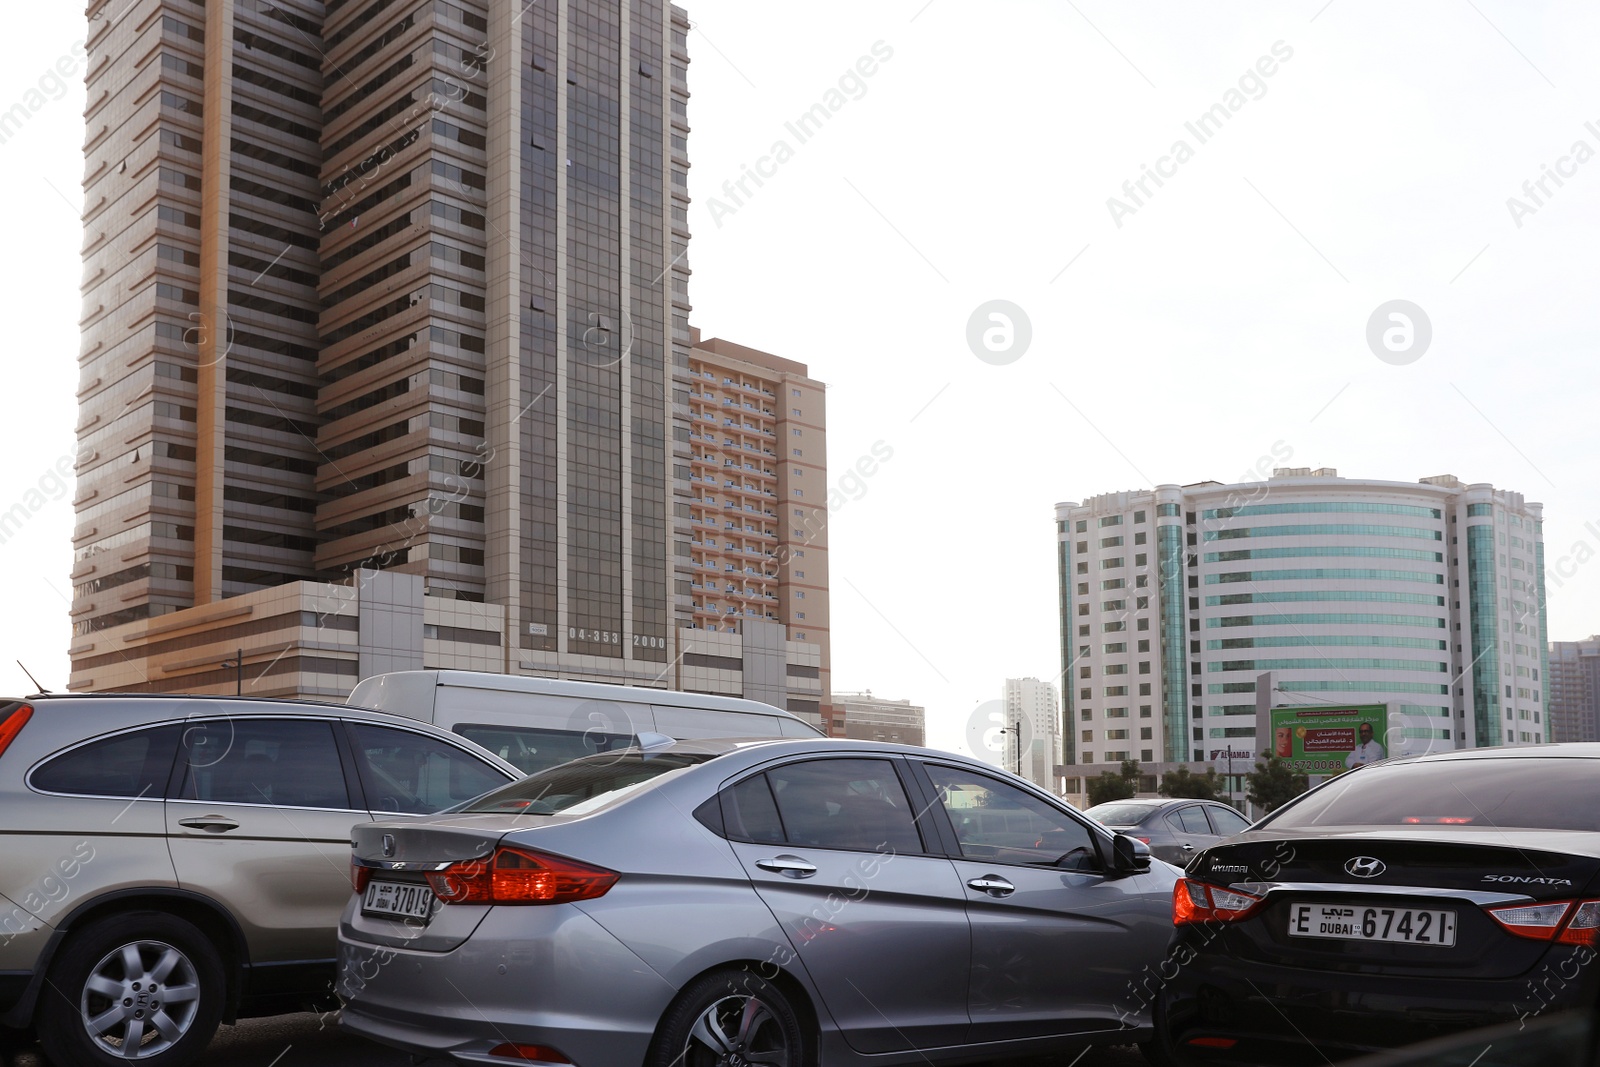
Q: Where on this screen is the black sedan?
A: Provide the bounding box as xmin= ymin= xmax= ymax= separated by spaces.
xmin=1153 ymin=743 xmax=1600 ymax=1065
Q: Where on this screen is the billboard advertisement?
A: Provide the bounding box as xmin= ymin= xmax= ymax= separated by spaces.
xmin=1269 ymin=704 xmax=1389 ymax=773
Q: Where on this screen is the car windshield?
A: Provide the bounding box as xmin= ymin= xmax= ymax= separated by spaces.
xmin=1084 ymin=802 xmax=1158 ymax=826
xmin=1265 ymin=758 xmax=1600 ymax=832
xmin=450 ymin=750 xmax=720 ymax=816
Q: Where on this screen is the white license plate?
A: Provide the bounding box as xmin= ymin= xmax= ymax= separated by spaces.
xmin=1289 ymin=903 xmax=1456 ymax=946
xmin=361 ymin=880 xmax=436 ymax=921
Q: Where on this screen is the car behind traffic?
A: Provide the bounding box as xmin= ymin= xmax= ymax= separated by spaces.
xmin=1084 ymin=797 xmax=1254 ymax=867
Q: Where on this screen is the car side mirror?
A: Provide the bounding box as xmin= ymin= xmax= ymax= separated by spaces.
xmin=1112 ymin=833 xmax=1152 ymax=876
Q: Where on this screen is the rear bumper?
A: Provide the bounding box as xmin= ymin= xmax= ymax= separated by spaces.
xmin=335 ymin=903 xmax=678 ymax=1067
xmin=1160 ymin=944 xmax=1599 ymax=1065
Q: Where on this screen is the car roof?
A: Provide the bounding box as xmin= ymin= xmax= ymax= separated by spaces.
xmin=560 ymin=736 xmax=1059 ymax=780
xmin=13 ymin=692 xmax=353 ymax=711
xmin=1375 ymin=742 xmax=1600 ymax=767
xmin=7 ymin=687 xmax=518 ymax=739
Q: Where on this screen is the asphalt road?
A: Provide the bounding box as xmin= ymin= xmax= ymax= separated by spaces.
xmin=5 ymin=1013 xmax=1157 ymax=1067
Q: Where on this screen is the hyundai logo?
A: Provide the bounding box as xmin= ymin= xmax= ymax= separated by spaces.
xmin=1345 ymin=856 xmax=1386 ymax=879
xmin=382 ymin=834 xmax=396 ymax=858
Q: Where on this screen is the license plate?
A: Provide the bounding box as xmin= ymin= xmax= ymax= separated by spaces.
xmin=1289 ymin=903 xmax=1456 ymax=946
xmin=361 ymin=880 xmax=436 ymax=921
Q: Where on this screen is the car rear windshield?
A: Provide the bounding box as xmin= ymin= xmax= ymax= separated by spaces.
xmin=1266 ymin=757 xmax=1600 ymax=832
xmin=1085 ymin=803 xmax=1158 ymax=826
xmin=453 ymin=750 xmax=720 ymax=815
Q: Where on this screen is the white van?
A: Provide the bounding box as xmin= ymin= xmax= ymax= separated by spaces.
xmin=347 ymin=670 xmax=823 ymax=775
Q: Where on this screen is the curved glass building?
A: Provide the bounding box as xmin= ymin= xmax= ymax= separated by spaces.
xmin=1055 ymin=468 xmax=1548 ymax=796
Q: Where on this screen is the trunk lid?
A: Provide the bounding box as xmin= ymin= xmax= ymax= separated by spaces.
xmin=1189 ymin=830 xmax=1600 ymax=980
xmin=344 ymin=818 xmax=532 ymax=952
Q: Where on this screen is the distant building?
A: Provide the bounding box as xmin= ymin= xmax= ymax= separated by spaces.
xmin=1004 ymin=677 xmax=1061 ymax=791
xmin=1549 ymin=638 xmax=1600 ymax=743
xmin=836 ymin=691 xmax=925 ymax=747
xmin=1055 ymin=468 xmax=1549 ymax=795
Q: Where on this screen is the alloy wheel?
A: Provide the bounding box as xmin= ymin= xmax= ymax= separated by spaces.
xmin=683 ymin=993 xmax=791 ymax=1067
xmin=77 ymin=940 xmax=202 ymax=1059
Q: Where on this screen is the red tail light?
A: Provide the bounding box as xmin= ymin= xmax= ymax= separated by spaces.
xmin=1487 ymin=901 xmax=1570 ymax=941
xmin=1174 ymin=879 xmax=1265 ymax=926
xmin=1487 ymin=899 xmax=1600 ymax=946
xmin=488 ymin=1043 xmax=570 ymax=1063
xmin=425 ymin=847 xmax=618 ymax=905
xmin=351 ymin=860 xmax=372 ymax=895
xmin=0 ymin=704 xmax=34 ymax=761
xmin=1559 ymin=901 xmax=1600 ymax=946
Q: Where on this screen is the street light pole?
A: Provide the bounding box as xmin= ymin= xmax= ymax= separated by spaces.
xmin=998 ymin=725 xmax=1023 ymax=777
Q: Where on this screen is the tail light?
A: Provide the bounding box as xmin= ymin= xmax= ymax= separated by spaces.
xmin=488 ymin=1043 xmax=571 ymax=1063
xmin=351 ymin=860 xmax=372 ymax=895
xmin=1559 ymin=902 xmax=1600 ymax=946
xmin=1175 ymin=879 xmax=1265 ymax=926
xmin=0 ymin=704 xmax=34 ymax=761
xmin=425 ymin=847 xmax=618 ymax=905
xmin=1486 ymin=899 xmax=1600 ymax=945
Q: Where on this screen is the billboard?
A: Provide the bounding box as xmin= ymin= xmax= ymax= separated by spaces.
xmin=1269 ymin=704 xmax=1389 ymax=773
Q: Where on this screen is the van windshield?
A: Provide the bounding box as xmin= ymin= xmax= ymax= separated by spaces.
xmin=453 ymin=750 xmax=720 ymax=815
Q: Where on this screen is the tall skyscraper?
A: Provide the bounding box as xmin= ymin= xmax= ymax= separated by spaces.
xmin=69 ymin=1 xmax=830 ymax=710
xmin=1054 ymin=469 xmax=1549 ymax=791
xmin=75 ymin=0 xmax=331 ymax=635
xmin=1003 ymin=676 xmax=1061 ymax=791
xmin=1549 ymin=637 xmax=1600 ymax=743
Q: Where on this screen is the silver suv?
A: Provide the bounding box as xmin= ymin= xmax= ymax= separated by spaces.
xmin=0 ymin=694 xmax=519 ymax=1067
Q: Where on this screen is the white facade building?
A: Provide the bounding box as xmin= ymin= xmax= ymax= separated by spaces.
xmin=1003 ymin=677 xmax=1062 ymax=791
xmin=1055 ymin=469 xmax=1549 ymax=793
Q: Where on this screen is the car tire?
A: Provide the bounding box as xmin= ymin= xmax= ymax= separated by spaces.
xmin=1140 ymin=990 xmax=1184 ymax=1067
xmin=648 ymin=967 xmax=812 ymax=1067
xmin=37 ymin=912 xmax=225 ymax=1067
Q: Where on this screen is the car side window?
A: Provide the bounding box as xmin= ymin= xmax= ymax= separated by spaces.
xmin=1207 ymin=805 xmax=1251 ymax=835
xmin=723 ymin=774 xmax=786 ymax=844
xmin=177 ymin=719 xmax=350 ymax=809
xmin=765 ymin=759 xmax=924 ymax=854
xmin=31 ymin=725 xmax=179 ymax=799
xmin=923 ymin=764 xmax=1099 ymax=871
xmin=1177 ymin=806 xmax=1213 ymax=835
xmin=349 ymin=723 xmax=512 ymax=814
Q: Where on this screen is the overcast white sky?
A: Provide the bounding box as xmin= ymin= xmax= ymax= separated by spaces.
xmin=5 ymin=1 xmax=1600 ymax=758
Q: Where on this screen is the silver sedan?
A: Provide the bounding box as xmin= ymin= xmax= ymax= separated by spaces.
xmin=335 ymin=738 xmax=1180 ymax=1067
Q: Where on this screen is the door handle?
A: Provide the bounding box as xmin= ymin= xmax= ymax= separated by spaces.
xmin=756 ymin=855 xmax=818 ymax=878
xmin=178 ymin=816 xmax=240 ymax=833
xmin=1180 ymin=842 xmax=1196 ymax=852
xmin=967 ymin=875 xmax=1016 ymax=897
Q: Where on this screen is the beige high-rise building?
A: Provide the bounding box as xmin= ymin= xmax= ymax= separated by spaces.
xmin=682 ymin=332 xmax=831 ymax=722
xmin=836 ymin=691 xmax=924 ymax=747
xmin=68 ymin=0 xmax=829 ymax=720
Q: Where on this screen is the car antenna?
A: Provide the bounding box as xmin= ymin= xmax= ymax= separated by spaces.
xmin=17 ymin=661 xmax=50 ymax=694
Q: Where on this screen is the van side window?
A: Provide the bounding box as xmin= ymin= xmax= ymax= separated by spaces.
xmin=348 ymin=723 xmax=510 ymax=814
xmin=454 ymin=724 xmax=636 ymax=776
